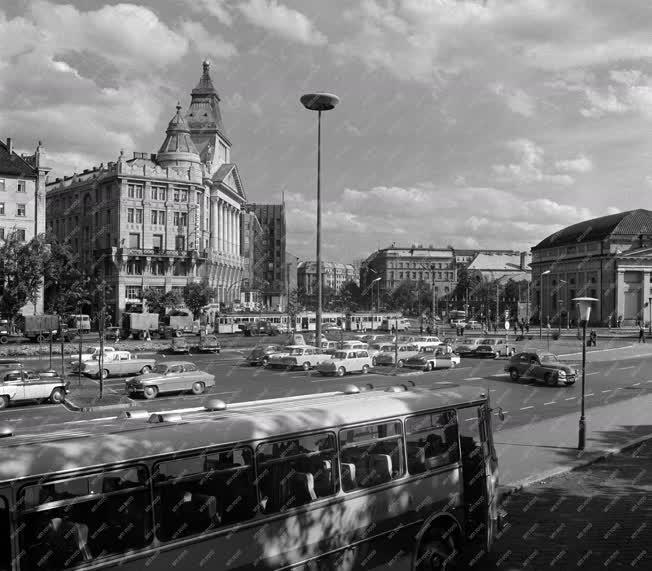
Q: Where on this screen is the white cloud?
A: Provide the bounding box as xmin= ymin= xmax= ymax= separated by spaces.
xmin=180 ymin=21 xmax=237 ymax=59
xmin=238 ymin=0 xmax=327 ymax=46
xmin=555 ymin=155 xmax=593 ymax=173
xmin=181 ymin=0 xmax=233 ymax=26
xmin=580 ymin=86 xmax=629 ymax=118
xmin=492 ymin=139 xmax=575 ymax=186
xmin=491 ymin=83 xmax=536 ymax=117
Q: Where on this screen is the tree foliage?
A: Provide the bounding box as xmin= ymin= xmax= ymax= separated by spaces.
xmin=143 ymin=287 xmax=183 ymax=315
xmin=339 ymin=281 xmax=363 ymax=312
xmin=183 ymin=281 xmax=216 ymax=318
xmin=43 ymin=235 xmax=88 ymax=316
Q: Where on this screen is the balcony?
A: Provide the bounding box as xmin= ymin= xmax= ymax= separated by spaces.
xmin=93 ymin=247 xmax=208 ymax=260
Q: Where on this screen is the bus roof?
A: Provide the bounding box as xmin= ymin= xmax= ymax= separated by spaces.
xmin=0 ymin=385 xmax=487 ymax=484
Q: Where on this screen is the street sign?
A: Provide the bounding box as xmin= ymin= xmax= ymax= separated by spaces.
xmin=504 ymin=321 xmax=510 ymax=330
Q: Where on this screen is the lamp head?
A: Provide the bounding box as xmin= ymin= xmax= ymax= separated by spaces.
xmin=572 ymin=297 xmax=598 ymax=321
xmin=300 ymin=93 xmax=340 ymax=111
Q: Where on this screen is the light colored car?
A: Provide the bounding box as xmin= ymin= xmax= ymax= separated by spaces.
xmin=360 ymin=334 xmax=393 ymax=344
xmin=375 ymin=344 xmax=420 ymax=367
xmin=0 ymin=368 xmax=69 ymax=408
xmin=197 ymin=334 xmax=221 ymax=353
xmin=339 ymin=341 xmax=369 ymax=351
xmin=480 ymin=338 xmax=517 ymax=356
xmin=170 ymin=337 xmax=191 ymax=354
xmin=404 ymin=346 xmax=461 ymax=371
xmin=277 ymin=346 xmax=333 ymax=370
xmin=451 ymin=319 xmax=467 ymax=328
xmin=78 ymin=351 xmax=157 ymax=379
xmin=318 ymin=350 xmax=373 ymax=376
xmin=69 ymin=346 xmax=116 ymax=366
xmin=320 ymin=340 xmax=340 ymax=354
xmin=466 ymin=320 xmax=482 ymax=330
xmin=263 ymin=345 xmax=300 ymax=367
xmin=125 ymin=361 xmax=215 ymax=399
xmin=367 ymin=342 xmax=395 ymax=365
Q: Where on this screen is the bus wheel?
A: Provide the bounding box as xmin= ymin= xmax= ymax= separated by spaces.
xmin=0 ymin=396 xmax=9 ymax=409
xmin=138 ymin=331 xmax=147 ymax=340
xmin=143 ymin=386 xmax=158 ymax=400
xmin=191 ymin=382 xmax=205 ymax=395
xmin=416 ymin=527 xmax=458 ymax=571
xmin=49 ymin=388 xmax=65 ymax=404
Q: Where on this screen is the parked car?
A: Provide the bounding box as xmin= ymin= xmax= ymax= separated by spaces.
xmin=79 ymin=351 xmax=157 ymax=379
xmin=480 ymin=338 xmax=517 ymax=356
xmin=170 ymin=337 xmax=191 ymax=354
xmin=339 ymin=340 xmax=369 ymax=351
xmin=305 ymin=333 xmax=328 ymax=345
xmin=450 ymin=319 xmax=467 ymax=328
xmin=263 ymin=345 xmax=299 ymax=367
xmin=0 ymin=368 xmax=69 ymax=408
xmin=404 ymin=346 xmax=461 ymax=371
xmin=320 ymin=340 xmax=340 ymax=354
xmin=375 ymin=344 xmax=420 ymax=367
xmin=367 ymin=343 xmax=394 ymax=366
xmin=104 ymin=327 xmax=121 ymax=342
xmin=466 ymin=320 xmax=482 ymax=330
xmin=69 ymin=346 xmax=116 ymax=367
xmin=505 ymin=351 xmax=578 ymax=386
xmin=125 ymin=361 xmax=215 ymax=399
xmin=322 ymin=323 xmax=343 ymax=332
xmin=56 ymin=327 xmax=78 ymax=342
xmin=242 ymin=321 xmax=281 ymax=336
xmin=276 ymin=346 xmax=333 ymax=370
xmin=360 ymin=334 xmax=392 ymax=344
xmin=458 ymin=345 xmax=499 ymax=359
xmin=197 ymin=334 xmax=221 ymax=353
xmin=318 ymin=350 xmax=373 ymax=376
xmin=245 ymin=344 xmax=286 ymax=366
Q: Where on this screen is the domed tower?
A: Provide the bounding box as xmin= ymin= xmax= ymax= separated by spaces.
xmin=156 ymin=104 xmax=202 ymax=169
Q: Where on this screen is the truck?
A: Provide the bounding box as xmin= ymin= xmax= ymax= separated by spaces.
xmin=158 ymin=313 xmax=195 ymax=338
xmin=0 ymin=320 xmax=11 ymax=345
xmin=121 ymin=312 xmax=159 ymax=340
xmin=23 ymin=315 xmax=60 ymax=342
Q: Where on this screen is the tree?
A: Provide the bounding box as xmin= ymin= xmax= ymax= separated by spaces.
xmin=43 ymin=235 xmax=87 ymax=316
xmin=0 ymin=232 xmax=48 ymax=320
xmin=143 ymin=288 xmax=183 ymax=315
xmin=183 ymin=281 xmax=216 ymax=318
xmin=339 ymin=281 xmax=363 ymax=312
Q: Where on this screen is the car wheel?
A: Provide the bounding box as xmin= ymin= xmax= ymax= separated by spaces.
xmin=415 ymin=526 xmax=459 ymax=571
xmin=372 ymin=356 xmax=377 ymax=366
xmin=143 ymin=386 xmax=159 ymax=400
xmin=191 ymin=381 xmax=205 ymax=395
xmin=509 ymin=368 xmax=520 ymax=381
xmin=397 ymin=359 xmax=405 ymax=368
xmin=426 ymin=361 xmax=434 ymax=372
xmin=174 ymin=330 xmax=182 ymax=338
xmin=99 ymin=369 xmax=110 ymax=380
xmin=566 ymin=380 xmax=576 ymax=385
xmin=337 ymin=367 xmax=346 ymax=377
xmin=49 ymin=388 xmax=65 ymax=404
xmin=450 ymin=361 xmax=457 ymax=368
xmin=140 ymin=365 xmax=151 ymax=374
xmin=302 ymin=361 xmax=311 ymax=371
xmin=0 ymin=395 xmax=9 ymax=409
xmin=544 ymin=373 xmax=556 ymax=387
xmin=0 ymin=336 xmax=8 ymax=345
xmin=362 ymin=364 xmax=369 ymax=374
xmin=36 ymin=333 xmax=50 ymax=343
xmin=262 ymin=357 xmax=269 ymax=367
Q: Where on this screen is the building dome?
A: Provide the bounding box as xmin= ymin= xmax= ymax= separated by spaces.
xmin=156 ymin=104 xmax=201 ymax=167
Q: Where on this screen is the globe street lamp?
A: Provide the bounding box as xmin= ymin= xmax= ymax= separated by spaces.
xmin=301 ymin=92 xmax=340 ymax=348
xmin=573 ymin=296 xmax=598 ymax=450
xmin=539 ymin=270 xmax=551 ymax=339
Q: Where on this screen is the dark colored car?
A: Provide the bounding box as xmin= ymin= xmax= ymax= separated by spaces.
xmin=505 ymin=351 xmax=578 ymax=386
xmin=245 ymin=344 xmax=285 ymax=366
xmin=242 ymin=321 xmax=281 ymax=336
xmin=197 ymin=334 xmax=221 ymax=353
xmin=170 ymin=337 xmax=191 ymax=354
xmin=458 ymin=345 xmax=498 ymax=359
xmin=56 ymin=327 xmax=78 ymax=342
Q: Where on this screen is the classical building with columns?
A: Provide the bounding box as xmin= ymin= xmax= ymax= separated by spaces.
xmin=531 ymin=209 xmax=652 ymax=326
xmin=45 ymin=61 xmax=247 ymax=320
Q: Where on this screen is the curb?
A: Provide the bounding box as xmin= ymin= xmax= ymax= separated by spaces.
xmin=63 ymin=397 xmax=136 ymax=413
xmin=498 ymin=431 xmax=652 ymax=500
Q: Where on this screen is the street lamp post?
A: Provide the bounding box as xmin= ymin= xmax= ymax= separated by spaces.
xmin=539 ymin=270 xmax=551 ymax=339
xmin=301 ymin=92 xmax=340 ymax=349
xmin=648 ymin=297 xmax=652 ymax=336
xmin=573 ymin=297 xmax=598 ymax=450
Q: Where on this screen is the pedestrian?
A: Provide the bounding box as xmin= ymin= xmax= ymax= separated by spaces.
xmin=639 ymin=325 xmax=645 ymax=343
xmin=617 ymin=315 xmax=622 ymax=328
xmin=525 ymin=322 xmax=530 ymax=334
xmin=460 ymin=325 xmax=465 ymax=336
xmin=426 ymin=325 xmax=432 ymax=335
xmin=590 ymin=330 xmax=597 ymax=347
xmin=420 ymin=323 xmax=424 ymax=334
xmin=519 ymin=321 xmax=524 ymax=335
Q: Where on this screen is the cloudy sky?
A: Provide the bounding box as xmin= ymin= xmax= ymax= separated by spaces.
xmin=2 ymin=0 xmax=651 ymax=262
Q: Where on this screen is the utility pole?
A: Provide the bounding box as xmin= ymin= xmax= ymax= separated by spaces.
xmin=98 ymin=284 xmax=106 ymax=399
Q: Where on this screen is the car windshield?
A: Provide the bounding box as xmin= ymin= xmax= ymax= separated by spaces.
xmin=420 ymin=347 xmax=436 ymax=354
xmin=540 ymin=354 xmax=559 ymax=363
xmin=83 ymin=348 xmax=97 ymax=354
xmin=289 ymin=348 xmax=304 ymax=355
xmin=152 ymin=364 xmax=168 ymax=374
xmin=380 ymin=345 xmax=393 ymax=352
xmin=333 ymin=351 xmax=347 ymax=359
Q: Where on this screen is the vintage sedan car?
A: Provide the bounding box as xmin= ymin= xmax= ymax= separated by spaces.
xmin=170 ymin=337 xmax=191 ymax=354
xmin=465 ymin=320 xmax=482 ymax=330
xmin=458 ymin=345 xmax=499 ymax=359
xmin=262 ymin=345 xmax=299 ymax=367
xmin=318 ymin=350 xmax=373 ymax=376
xmin=245 ymin=344 xmax=286 ymax=366
xmin=375 ymin=344 xmax=420 ymax=367
xmin=276 ymin=346 xmax=333 ymax=370
xmin=104 ymin=327 xmax=121 ymax=342
xmin=505 ymin=351 xmax=578 ymax=386
xmin=197 ymin=334 xmax=221 ymax=353
xmin=367 ymin=343 xmax=394 ymax=366
xmin=480 ymin=338 xmax=517 ymax=356
xmin=339 ymin=341 xmax=369 ymax=351
xmin=0 ymin=368 xmax=69 ymax=408
xmin=125 ymin=361 xmax=215 ymax=399
xmin=320 ymin=340 xmax=340 ymax=354
xmin=69 ymin=346 xmax=116 ymax=366
xmin=404 ymin=346 xmax=461 ymax=371
xmin=79 ymin=351 xmax=157 ymax=379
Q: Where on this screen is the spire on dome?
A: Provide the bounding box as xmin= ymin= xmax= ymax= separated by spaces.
xmin=192 ymin=59 xmax=220 ymax=100
xmin=157 ymin=104 xmax=201 ymax=166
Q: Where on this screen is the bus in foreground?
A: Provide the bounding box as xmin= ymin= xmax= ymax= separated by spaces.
xmin=0 ymin=383 xmax=501 ymax=570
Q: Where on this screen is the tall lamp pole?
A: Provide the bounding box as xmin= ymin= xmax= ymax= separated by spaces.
xmin=539 ymin=270 xmax=551 ymax=339
xmin=574 ymin=297 xmax=598 ymax=450
xmin=301 ymin=92 xmax=340 ymax=348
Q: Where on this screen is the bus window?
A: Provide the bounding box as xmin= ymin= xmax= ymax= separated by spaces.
xmin=17 ymin=466 xmax=152 ymax=569
xmin=0 ymin=496 xmax=10 ymax=571
xmin=256 ymin=432 xmax=338 ymax=513
xmin=339 ymin=421 xmax=405 ymax=491
xmin=154 ymin=447 xmax=256 ymax=541
xmin=405 ymin=410 xmax=459 ymax=474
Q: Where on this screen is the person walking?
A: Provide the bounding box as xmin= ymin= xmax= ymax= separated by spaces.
xmin=617 ymin=315 xmax=623 ymax=328
xmin=525 ymin=322 xmax=530 ymax=334
xmin=639 ymin=325 xmax=646 ymax=343
xmin=589 ymin=330 xmax=597 ymax=347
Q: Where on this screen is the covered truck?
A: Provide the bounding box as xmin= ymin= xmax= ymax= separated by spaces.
xmin=121 ymin=312 xmax=159 ymax=340
xmin=23 ymin=315 xmax=60 ymax=342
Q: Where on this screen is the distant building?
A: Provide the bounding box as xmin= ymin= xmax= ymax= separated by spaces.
xmin=466 ymin=251 xmax=531 ymax=284
xmin=240 ymin=209 xmax=263 ymax=310
xmin=532 ymin=209 xmax=652 ymax=326
xmin=297 ymin=261 xmax=358 ymax=294
xmin=46 ymin=61 xmax=247 ymax=320
xmin=0 ymin=137 xmax=50 ymax=315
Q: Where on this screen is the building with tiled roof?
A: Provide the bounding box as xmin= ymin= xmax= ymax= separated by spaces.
xmin=531 ymin=209 xmax=652 ymax=326
xmin=46 ymin=61 xmax=249 ymax=321
xmin=466 ymin=251 xmax=531 ymax=284
xmin=0 ymin=137 xmax=50 ymax=315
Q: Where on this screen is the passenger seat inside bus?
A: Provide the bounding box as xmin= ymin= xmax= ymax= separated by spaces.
xmin=289 ymin=472 xmax=317 ymax=506
xmin=42 ymin=517 xmax=92 ymax=566
xmin=341 ymin=463 xmax=357 ymax=491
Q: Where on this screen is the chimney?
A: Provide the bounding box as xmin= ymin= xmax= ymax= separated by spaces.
xmin=6 ymin=138 xmax=12 ymax=154
xmin=520 ymin=252 xmax=527 ymax=270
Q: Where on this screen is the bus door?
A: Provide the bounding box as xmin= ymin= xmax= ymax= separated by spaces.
xmin=458 ymin=404 xmax=495 ymax=561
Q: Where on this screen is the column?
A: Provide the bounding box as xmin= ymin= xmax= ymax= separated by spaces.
xmin=218 ymin=201 xmax=224 ymax=252
xmin=210 ymin=197 xmax=217 ymax=250
xmin=231 ymin=208 xmax=236 ymax=254
xmin=616 ymin=269 xmax=625 ymax=322
xmin=229 ymin=206 xmax=234 ymax=254
xmin=642 ymin=270 xmax=650 ymax=324
xmin=235 ymin=210 xmax=240 ymax=256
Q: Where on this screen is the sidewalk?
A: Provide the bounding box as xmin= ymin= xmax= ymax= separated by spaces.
xmin=483 ymin=438 xmax=652 ymax=570
xmin=64 ymin=378 xmax=135 ymax=411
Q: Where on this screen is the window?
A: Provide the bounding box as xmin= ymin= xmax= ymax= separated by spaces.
xmin=181 ymin=189 xmax=188 ymax=202
xmin=15 ymin=229 xmax=25 ymax=241
xmin=256 ymin=432 xmax=338 ymax=513
xmin=0 ymin=203 xmax=4 ymax=215
xmin=152 ymin=234 xmax=163 ymax=250
xmin=173 ymin=189 xmax=180 ymax=202
xmin=175 ymin=235 xmax=185 ymax=250
xmin=127 ymin=260 xmax=142 ymax=275
xmin=151 ymin=260 xmax=166 ymax=275
xmin=173 ymin=261 xmax=187 ymax=276
xmin=128 ymin=233 xmax=140 ymax=248
xmin=339 ymin=421 xmax=405 ymax=491
xmin=127 ymin=208 xmax=134 ymax=223
xmin=0 ymin=179 xmax=4 ymax=192
xmin=125 ymin=285 xmax=142 ymax=300
xmin=151 ymin=210 xmax=158 ymax=225
xmin=151 ymin=185 xmax=166 ymax=201
xmin=173 ymin=212 xmax=188 ymax=227
xmin=17 ymin=466 xmax=152 ymax=569
xmin=406 ymin=410 xmax=459 ymax=474
xmin=127 ymin=183 xmax=143 ymax=199
xmin=154 ymin=447 xmax=256 ymax=541
xmin=0 ymin=228 xmax=4 ymax=240
xmin=17 ymin=180 xmax=26 ymax=192
xmin=16 ymin=204 xmax=26 ymax=217
xmin=135 ymin=209 xmax=143 ymax=224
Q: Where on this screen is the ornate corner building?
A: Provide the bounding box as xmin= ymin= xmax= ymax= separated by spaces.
xmin=45 ymin=61 xmax=247 ymax=320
